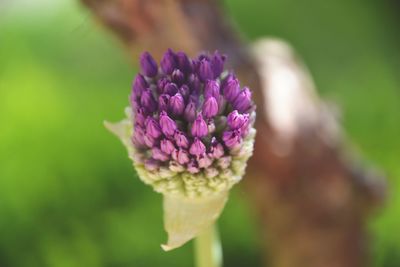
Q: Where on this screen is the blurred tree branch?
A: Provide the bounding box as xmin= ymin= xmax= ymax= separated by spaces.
xmin=81 ymin=0 xmax=386 ymax=266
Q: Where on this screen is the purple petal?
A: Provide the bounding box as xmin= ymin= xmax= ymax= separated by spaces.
xmin=169 ymin=93 xmax=185 ymax=116
xmin=158 ymin=94 xmax=170 ymax=111
xmin=159 ymin=111 xmax=177 ymax=137
xmin=160 ymin=49 xmax=177 ymax=75
xmin=227 ymin=110 xmax=249 ymax=129
xmin=172 ymin=69 xmax=184 ymax=85
xmin=174 ymin=131 xmax=189 ymax=148
xmin=211 ymin=51 xmax=226 ymax=78
xmin=184 ymin=100 xmax=197 ymax=122
xmin=232 ymin=87 xmax=252 ymax=112
xmin=187 ymin=159 xmax=200 ymax=174
xmin=145 ymin=117 xmax=162 ymax=139
xmin=140 ymin=52 xmax=158 ymax=77
xmin=160 ymin=139 xmax=175 ymax=154
xmin=144 ymin=158 xmax=159 ymax=171
xmin=176 ymin=51 xmax=193 ymax=73
xmin=152 ymin=147 xmax=169 ymax=161
xmin=204 ymin=80 xmax=220 ymax=99
xmin=163 ymin=83 xmax=179 ymax=95
xmin=132 ymin=74 xmax=148 ymax=97
xmin=198 ymin=59 xmax=213 ymax=82
xmin=189 ymin=138 xmax=206 ymax=155
xmin=140 ymin=89 xmax=157 ymax=113
xmin=222 ymin=77 xmax=240 ymax=102
xmin=222 ymin=130 xmax=242 ymax=149
xmin=191 ymin=114 xmax=208 ymax=137
xmin=202 ymin=96 xmax=218 ymax=118
xmin=197 ymin=154 xmax=213 ymax=168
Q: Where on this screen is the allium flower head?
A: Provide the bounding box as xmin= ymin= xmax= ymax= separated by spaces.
xmin=105 ymin=49 xmax=256 ymax=250
xmin=126 ymin=49 xmax=256 ymax=198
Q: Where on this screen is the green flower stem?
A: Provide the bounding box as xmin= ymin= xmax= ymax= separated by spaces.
xmin=194 ymin=224 xmax=222 ymax=267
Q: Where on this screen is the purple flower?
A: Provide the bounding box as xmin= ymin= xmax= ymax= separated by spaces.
xmin=191 ymin=114 xmax=208 ymax=137
xmin=189 ymin=138 xmax=206 ymax=155
xmin=177 ymin=51 xmax=192 ymax=73
xmin=202 ymin=97 xmax=218 ymax=118
xmin=145 ymin=117 xmax=162 ymax=139
xmin=163 ymin=83 xmax=179 ymax=95
xmin=227 ymin=110 xmax=249 ymax=130
xmin=169 ymin=93 xmax=185 ymax=116
xmin=160 ymin=139 xmax=175 ymax=154
xmin=197 ymin=155 xmax=213 ymax=168
xmin=158 ymin=94 xmax=170 ymax=111
xmin=172 ymin=149 xmax=190 ymax=165
xmin=129 ymin=49 xmax=255 ymax=175
xmin=209 ymin=137 xmax=224 ymax=158
xmin=159 ymin=111 xmax=177 ymax=137
xmin=135 ymin=107 xmax=147 ymax=127
xmin=174 ymin=131 xmax=189 ymax=148
xmin=152 ymin=147 xmax=169 ymax=161
xmin=222 ymin=76 xmax=240 ymax=102
xmin=198 ymin=59 xmax=213 ymax=82
xmin=222 ymin=130 xmax=242 ymax=149
xmin=187 ymin=159 xmax=200 ymax=174
xmin=140 ymin=89 xmax=157 ymax=113
xmin=172 ymin=69 xmax=184 ymax=85
xmin=232 ymin=87 xmax=252 ymax=112
xmin=161 ymin=49 xmax=177 ymax=75
xmin=184 ymin=100 xmax=197 ymax=122
xmin=211 ymin=51 xmax=226 ymax=78
xmin=204 ymin=80 xmax=220 ymax=99
xmin=132 ymin=74 xmax=148 ymax=97
xmin=140 ymin=52 xmax=158 ymax=77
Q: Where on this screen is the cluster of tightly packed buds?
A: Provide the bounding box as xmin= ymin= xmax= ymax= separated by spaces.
xmin=128 ymin=49 xmax=256 ymax=198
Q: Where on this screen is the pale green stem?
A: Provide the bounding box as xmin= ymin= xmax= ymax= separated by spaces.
xmin=194 ymin=224 xmax=222 ymax=267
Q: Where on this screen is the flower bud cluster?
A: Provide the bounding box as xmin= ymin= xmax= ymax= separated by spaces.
xmin=129 ymin=49 xmax=256 ymax=198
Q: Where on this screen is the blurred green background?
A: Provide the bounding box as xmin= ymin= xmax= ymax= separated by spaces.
xmin=0 ymin=0 xmax=399 ymax=266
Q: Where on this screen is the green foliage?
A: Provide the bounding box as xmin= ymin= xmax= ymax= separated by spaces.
xmin=0 ymin=0 xmax=399 ymax=266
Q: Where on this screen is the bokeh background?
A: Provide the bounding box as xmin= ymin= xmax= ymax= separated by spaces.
xmin=1 ymin=0 xmax=399 ymax=266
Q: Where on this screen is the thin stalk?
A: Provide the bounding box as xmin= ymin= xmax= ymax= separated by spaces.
xmin=194 ymin=224 xmax=222 ymax=267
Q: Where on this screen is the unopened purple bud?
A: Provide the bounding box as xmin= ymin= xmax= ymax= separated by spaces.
xmin=144 ymin=158 xmax=159 ymax=171
xmin=211 ymin=51 xmax=226 ymax=78
xmin=227 ymin=110 xmax=249 ymax=129
xmin=189 ymin=138 xmax=206 ymax=155
xmin=160 ymin=49 xmax=177 ymax=75
xmin=221 ymin=73 xmax=235 ymax=88
xmin=204 ymin=80 xmax=220 ymax=99
xmin=173 ymin=149 xmax=190 ymax=165
xmin=184 ymin=100 xmax=197 ymax=122
xmin=210 ymin=137 xmax=224 ymax=159
xmin=172 ymin=69 xmax=184 ymax=85
xmin=188 ymin=74 xmax=201 ymax=93
xmin=191 ymin=114 xmax=208 ymax=137
xmin=158 ymin=94 xmax=170 ymax=111
xmin=187 ymin=159 xmax=200 ymax=174
xmin=144 ymin=134 xmax=157 ymax=148
xmin=132 ymin=125 xmax=146 ymax=147
xmin=159 ymin=111 xmax=177 ymax=137
xmin=140 ymin=51 xmax=158 ymax=77
xmin=132 ymin=74 xmax=148 ymax=97
xmin=197 ymin=154 xmax=213 ymax=168
xmin=157 ymin=77 xmax=170 ymax=94
xmin=140 ymin=89 xmax=157 ymax=113
xmin=135 ymin=107 xmax=147 ymax=126
xmin=169 ymin=93 xmax=185 ymax=116
xmin=160 ymin=139 xmax=175 ymax=154
xmin=174 ymin=131 xmax=189 ymax=148
xmin=198 ymin=59 xmax=213 ymax=82
xmin=164 ymin=83 xmax=178 ymax=95
xmin=179 ymin=85 xmax=190 ymax=100
xmin=232 ymin=87 xmax=252 ymax=112
xmin=222 ymin=130 xmax=242 ymax=149
xmin=176 ymin=51 xmax=192 ymax=73
xmin=222 ymin=77 xmax=240 ymax=102
xmin=202 ymin=96 xmax=218 ymax=118
xmin=145 ymin=117 xmax=162 ymax=139
xmin=152 ymin=147 xmax=169 ymax=161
